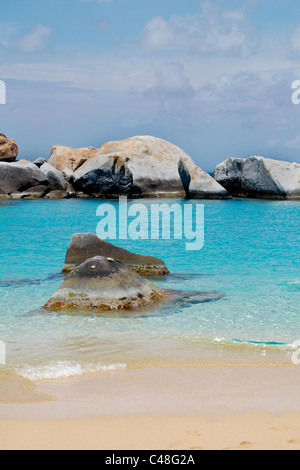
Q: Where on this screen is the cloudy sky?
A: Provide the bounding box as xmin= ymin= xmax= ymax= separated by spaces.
xmin=1 ymin=0 xmax=300 ymax=170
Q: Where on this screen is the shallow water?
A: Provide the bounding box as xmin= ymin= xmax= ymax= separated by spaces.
xmin=0 ymin=198 xmax=299 ymax=380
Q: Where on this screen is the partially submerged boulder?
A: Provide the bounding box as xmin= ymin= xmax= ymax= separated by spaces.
xmin=44 ymin=256 xmax=166 ymax=311
xmin=0 ymin=134 xmax=18 ymax=162
xmin=62 ymin=233 xmax=170 ymax=275
xmin=48 ymin=136 xmax=229 ymax=199
xmin=44 ymin=256 xmax=224 ymax=313
xmin=213 ymin=156 xmax=300 ymax=199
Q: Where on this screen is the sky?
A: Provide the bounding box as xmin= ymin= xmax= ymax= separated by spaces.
xmin=1 ymin=0 xmax=300 ymax=170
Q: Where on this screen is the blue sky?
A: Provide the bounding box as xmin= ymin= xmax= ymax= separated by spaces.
xmin=1 ymin=0 xmax=300 ymax=170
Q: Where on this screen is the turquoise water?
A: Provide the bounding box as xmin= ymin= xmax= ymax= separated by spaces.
xmin=0 ymin=198 xmax=299 ymax=380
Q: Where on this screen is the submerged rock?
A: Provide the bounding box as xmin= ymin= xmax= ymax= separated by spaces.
xmin=44 ymin=256 xmax=224 ymax=313
xmin=0 ymin=134 xmax=18 ymax=162
xmin=44 ymin=256 xmax=166 ymax=312
xmin=62 ymin=233 xmax=170 ymax=275
xmin=48 ymin=136 xmax=229 ymax=199
xmin=213 ymin=156 xmax=300 ymax=199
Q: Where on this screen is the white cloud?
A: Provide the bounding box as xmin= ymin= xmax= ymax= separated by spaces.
xmin=17 ymin=24 xmax=52 ymax=52
xmin=140 ymin=3 xmax=256 ymax=56
xmin=140 ymin=17 xmax=173 ymax=50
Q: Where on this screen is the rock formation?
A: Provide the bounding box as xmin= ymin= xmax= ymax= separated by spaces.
xmin=44 ymin=255 xmax=224 ymax=312
xmin=0 ymin=134 xmax=18 ymax=162
xmin=49 ymin=136 xmax=229 ymax=199
xmin=0 ymin=161 xmax=49 ymax=194
xmin=62 ymin=233 xmax=170 ymax=275
xmin=213 ymin=156 xmax=300 ymax=199
xmin=44 ymin=256 xmax=166 ymax=311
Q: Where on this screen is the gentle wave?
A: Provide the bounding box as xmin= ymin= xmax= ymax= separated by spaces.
xmin=15 ymin=361 xmax=127 ymax=381
xmin=213 ymin=337 xmax=294 ymax=351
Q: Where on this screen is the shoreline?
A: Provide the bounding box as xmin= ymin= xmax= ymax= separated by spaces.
xmin=1 ymin=364 xmax=300 ymax=450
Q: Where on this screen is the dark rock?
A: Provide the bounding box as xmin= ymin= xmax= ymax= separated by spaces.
xmin=44 ymin=256 xmax=166 ymax=312
xmin=213 ymin=156 xmax=300 ymax=199
xmin=62 ymin=233 xmax=170 ymax=275
xmin=33 ymin=158 xmax=47 ymax=168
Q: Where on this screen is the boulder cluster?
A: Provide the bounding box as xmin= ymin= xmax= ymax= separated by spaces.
xmin=0 ymin=133 xmax=299 ymax=200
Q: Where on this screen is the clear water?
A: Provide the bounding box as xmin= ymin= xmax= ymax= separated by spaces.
xmin=0 ymin=198 xmax=299 ymax=380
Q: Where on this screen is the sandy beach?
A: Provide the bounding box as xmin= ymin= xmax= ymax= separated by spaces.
xmin=1 ymin=364 xmax=300 ymax=450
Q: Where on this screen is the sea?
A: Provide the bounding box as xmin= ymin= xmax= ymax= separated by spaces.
xmin=0 ymin=198 xmax=299 ymax=381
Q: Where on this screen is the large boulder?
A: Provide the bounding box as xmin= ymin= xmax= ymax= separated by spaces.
xmin=62 ymin=233 xmax=170 ymax=275
xmin=40 ymin=162 xmax=67 ymax=191
xmin=213 ymin=156 xmax=300 ymax=199
xmin=48 ymin=136 xmax=229 ymax=199
xmin=0 ymin=161 xmax=49 ymax=194
xmin=44 ymin=256 xmax=166 ymax=312
xmin=0 ymin=134 xmax=18 ymax=162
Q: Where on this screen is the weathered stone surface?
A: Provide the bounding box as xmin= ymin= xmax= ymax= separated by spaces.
xmin=48 ymin=136 xmax=229 ymax=199
xmin=48 ymin=145 xmax=99 ymax=172
xmin=33 ymin=158 xmax=47 ymax=168
xmin=0 ymin=134 xmax=18 ymax=162
xmin=44 ymin=256 xmax=166 ymax=312
xmin=45 ymin=190 xmax=70 ymax=199
xmin=44 ymin=255 xmax=225 ymax=313
xmin=178 ymin=157 xmax=230 ymax=199
xmin=0 ymin=188 xmax=10 ymax=200
xmin=213 ymin=156 xmax=300 ymax=199
xmin=62 ymin=233 xmax=170 ymax=275
xmin=0 ymin=161 xmax=49 ymax=194
xmin=21 ymin=185 xmax=50 ymax=199
xmin=40 ymin=162 xmax=67 ymax=191
xmin=9 ymin=192 xmax=24 ymax=200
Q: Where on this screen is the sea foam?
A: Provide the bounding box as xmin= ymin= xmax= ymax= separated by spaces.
xmin=16 ymin=361 xmax=127 ymax=381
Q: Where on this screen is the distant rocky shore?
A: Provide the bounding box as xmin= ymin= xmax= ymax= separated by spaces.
xmin=0 ymin=133 xmax=299 ymax=200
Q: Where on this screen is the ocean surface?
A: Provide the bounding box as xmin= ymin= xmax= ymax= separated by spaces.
xmin=0 ymin=198 xmax=299 ymax=381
